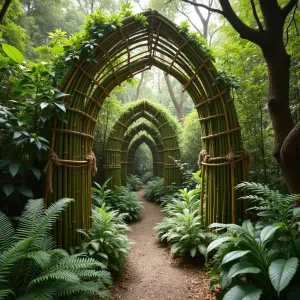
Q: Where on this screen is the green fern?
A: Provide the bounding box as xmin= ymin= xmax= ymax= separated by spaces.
xmin=0 ymin=198 xmax=112 ymax=300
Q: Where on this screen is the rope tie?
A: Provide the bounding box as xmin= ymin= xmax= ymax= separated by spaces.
xmin=198 ymin=149 xmax=251 ymax=169
xmin=44 ymin=150 xmax=98 ymax=193
xmin=43 ymin=150 xmax=62 ymax=193
xmin=85 ymin=152 xmax=97 ymax=175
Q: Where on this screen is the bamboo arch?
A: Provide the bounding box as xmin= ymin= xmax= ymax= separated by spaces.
xmin=104 ymin=100 xmax=180 ymax=189
xmin=126 ymin=133 xmax=159 ymax=178
xmin=120 ymin=121 xmax=164 ymax=184
xmin=46 ymin=10 xmax=247 ymax=248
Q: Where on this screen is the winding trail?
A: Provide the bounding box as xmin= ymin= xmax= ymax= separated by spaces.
xmin=111 ymin=188 xmax=213 ymax=300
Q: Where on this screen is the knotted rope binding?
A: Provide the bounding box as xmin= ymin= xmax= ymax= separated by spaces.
xmin=44 ymin=150 xmax=97 ymax=193
xmin=198 ymin=149 xmax=251 ymax=170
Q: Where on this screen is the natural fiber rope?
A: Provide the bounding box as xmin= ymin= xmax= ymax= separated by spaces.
xmin=44 ymin=150 xmax=97 ymax=193
xmin=198 ymin=149 xmax=251 ymax=170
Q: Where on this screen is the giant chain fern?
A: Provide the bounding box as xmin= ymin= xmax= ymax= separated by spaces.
xmin=0 ymin=198 xmax=112 ymax=300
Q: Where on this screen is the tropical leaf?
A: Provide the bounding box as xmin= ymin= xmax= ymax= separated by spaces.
xmin=223 ymin=284 xmax=262 ymax=300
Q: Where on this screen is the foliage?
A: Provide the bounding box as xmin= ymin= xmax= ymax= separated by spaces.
xmin=78 ymin=205 xmax=132 ymax=272
xmin=91 ymin=178 xmax=112 ymax=207
xmin=0 ymin=43 xmax=66 ymax=210
xmin=92 ymin=183 xmax=143 ymax=222
xmin=133 ymin=13 xmax=148 ymax=27
xmin=155 ymin=187 xmax=211 ymax=258
xmin=107 ymin=187 xmax=143 ymax=222
xmin=145 ymin=177 xmax=165 ymax=203
xmin=134 ymin=143 xmax=153 ymax=177
xmin=0 ymin=198 xmax=112 ymax=299
xmin=208 ymin=182 xmax=300 ymax=299
xmin=141 ymin=171 xmax=153 ymax=184
xmin=127 ymin=174 xmax=143 ymax=191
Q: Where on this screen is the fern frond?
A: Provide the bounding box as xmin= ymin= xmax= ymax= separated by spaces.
xmin=25 ymin=251 xmax=51 ymax=269
xmin=29 ymin=269 xmax=80 ymax=286
xmin=0 ymin=211 xmax=15 ymax=250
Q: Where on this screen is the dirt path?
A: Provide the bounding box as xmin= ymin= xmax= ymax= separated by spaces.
xmin=111 ymin=188 xmax=213 ymax=300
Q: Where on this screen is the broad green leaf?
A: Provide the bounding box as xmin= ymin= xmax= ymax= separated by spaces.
xmin=269 ymin=257 xmax=298 ymax=294
xmin=3 ymin=184 xmax=14 ymax=196
xmin=293 ymin=207 xmax=300 ymax=218
xmin=54 ymin=102 xmax=66 ymax=113
xmin=40 ymin=102 xmax=49 ymax=110
xmin=221 ymin=250 xmax=250 ymax=265
xmin=51 ymin=45 xmax=64 ymax=54
xmin=55 ymin=92 xmax=70 ymax=99
xmin=13 ymin=131 xmax=22 ymax=139
xmin=0 ymin=117 xmax=6 ymax=125
xmin=0 ymin=53 xmax=10 ymax=64
xmin=209 ymin=223 xmax=241 ymax=230
xmin=228 ymin=262 xmax=260 ymax=279
xmin=32 ymin=167 xmax=41 ymax=180
xmin=260 ymin=225 xmax=280 ymax=243
xmin=17 ymin=186 xmax=33 ymax=198
xmin=2 ymin=43 xmax=24 ymax=64
xmin=9 ymin=163 xmax=19 ymax=177
xmin=190 ymin=247 xmax=197 ymax=257
xmin=223 ymin=284 xmax=262 ymax=300
xmin=207 ymin=237 xmax=238 ymax=253
xmin=257 ymin=210 xmax=277 ymax=217
xmin=242 ymin=220 xmax=255 ymax=236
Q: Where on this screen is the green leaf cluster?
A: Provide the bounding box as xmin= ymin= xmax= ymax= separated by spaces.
xmin=208 ymin=182 xmax=300 ymax=299
xmin=127 ymin=174 xmax=143 ymax=192
xmin=77 ymin=204 xmax=132 ymax=272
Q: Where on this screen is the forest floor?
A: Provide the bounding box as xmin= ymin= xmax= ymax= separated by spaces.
xmin=111 ymin=188 xmax=214 ymax=300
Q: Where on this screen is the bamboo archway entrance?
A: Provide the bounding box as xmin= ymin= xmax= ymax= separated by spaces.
xmin=104 ymin=100 xmax=180 ymax=188
xmin=46 ymin=10 xmax=247 ymax=248
xmin=127 ymin=133 xmax=159 ymax=177
xmin=120 ymin=121 xmax=164 ymax=183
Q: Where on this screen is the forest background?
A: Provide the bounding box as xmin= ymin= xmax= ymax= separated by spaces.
xmin=1 ymin=0 xmax=300 ymax=210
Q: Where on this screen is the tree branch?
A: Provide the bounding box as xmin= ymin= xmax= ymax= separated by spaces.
xmin=0 ymin=0 xmax=12 ymax=24
xmin=282 ymin=0 xmax=299 ymax=19
xmin=285 ymin=4 xmax=298 ymax=46
xmin=176 ymin=6 xmax=203 ymax=36
xmin=181 ymin=0 xmax=224 ymax=15
xmin=281 ymin=122 xmax=300 ymax=158
xmin=250 ymin=0 xmax=264 ymax=31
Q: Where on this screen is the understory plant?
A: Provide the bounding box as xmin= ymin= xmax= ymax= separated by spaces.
xmin=93 ymin=183 xmax=143 ymax=222
xmin=208 ymin=182 xmax=300 ymax=300
xmin=127 ymin=174 xmax=143 ymax=191
xmin=78 ymin=205 xmax=132 ymax=272
xmin=155 ymin=188 xmax=211 ymax=258
xmin=141 ymin=171 xmax=153 ymax=184
xmin=145 ymin=177 xmax=165 ymax=203
xmin=0 ymin=198 xmax=112 ymax=300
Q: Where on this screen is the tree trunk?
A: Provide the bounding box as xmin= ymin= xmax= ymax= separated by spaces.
xmin=263 ymin=43 xmax=300 ymax=194
xmin=0 ymin=0 xmax=12 ymax=23
xmin=135 ymin=72 xmax=144 ymax=100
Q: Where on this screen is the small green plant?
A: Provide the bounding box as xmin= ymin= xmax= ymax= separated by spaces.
xmin=127 ymin=174 xmax=143 ymax=191
xmin=78 ymin=205 xmax=132 ymax=272
xmin=0 ymin=198 xmax=112 ymax=299
xmin=92 ymin=178 xmax=112 ymax=207
xmin=145 ymin=177 xmax=164 ymax=203
xmin=133 ymin=13 xmax=148 ymax=27
xmin=141 ymin=171 xmax=153 ymax=184
xmin=207 ymin=182 xmax=300 ymax=300
xmin=155 ymin=188 xmax=211 ymax=258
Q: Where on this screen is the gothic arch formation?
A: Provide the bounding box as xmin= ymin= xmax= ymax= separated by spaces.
xmin=120 ymin=122 xmax=164 ymax=183
xmin=104 ymin=100 xmax=180 ymax=189
xmin=127 ymin=133 xmax=158 ymax=178
xmin=46 ymin=10 xmax=247 ymax=248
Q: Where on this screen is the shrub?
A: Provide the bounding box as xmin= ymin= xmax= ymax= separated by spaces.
xmin=108 ymin=187 xmax=143 ymax=222
xmin=145 ymin=177 xmax=164 ymax=203
xmin=141 ymin=171 xmax=153 ymax=184
xmin=127 ymin=174 xmax=143 ymax=191
xmin=208 ymin=182 xmax=300 ymax=300
xmin=155 ymin=188 xmax=211 ymax=258
xmin=78 ymin=205 xmax=132 ymax=272
xmin=0 ymin=198 xmax=112 ymax=300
